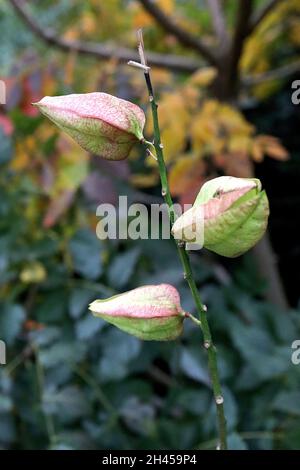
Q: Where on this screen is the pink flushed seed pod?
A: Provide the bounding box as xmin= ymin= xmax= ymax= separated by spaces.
xmin=89 ymin=284 xmax=185 ymax=341
xmin=34 ymin=92 xmax=145 ymax=160
xmin=172 ymin=176 xmax=269 ymax=257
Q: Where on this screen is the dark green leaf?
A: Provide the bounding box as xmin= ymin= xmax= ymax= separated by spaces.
xmin=0 ymin=303 xmax=25 ymax=344
xmin=69 ymin=228 xmax=102 ymax=280
xmin=108 ymin=247 xmax=140 ymax=289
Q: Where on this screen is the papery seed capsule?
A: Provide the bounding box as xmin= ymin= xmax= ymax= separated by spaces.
xmin=172 ymin=176 xmax=269 ymax=258
xmin=89 ymin=284 xmax=185 ymax=341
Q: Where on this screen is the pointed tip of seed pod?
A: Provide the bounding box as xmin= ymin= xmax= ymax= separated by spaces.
xmin=174 ymin=176 xmax=269 ymax=257
xmin=89 ymin=300 xmax=101 ymax=315
xmin=88 ymin=300 xmax=98 ymax=311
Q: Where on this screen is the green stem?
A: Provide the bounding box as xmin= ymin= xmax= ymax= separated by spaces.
xmin=72 ymin=365 xmax=117 ymax=416
xmin=143 ymin=70 xmax=227 ymax=450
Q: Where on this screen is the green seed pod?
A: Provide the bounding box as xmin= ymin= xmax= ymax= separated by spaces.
xmin=172 ymin=176 xmax=269 ymax=258
xmin=89 ymin=284 xmax=184 ymax=341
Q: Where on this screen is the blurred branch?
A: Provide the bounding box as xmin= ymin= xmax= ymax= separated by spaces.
xmin=4 ymin=345 xmax=33 ymax=376
xmin=248 ymin=0 xmax=281 ymax=35
xmin=219 ymin=0 xmax=253 ymax=98
xmin=206 ymin=0 xmax=228 ymax=47
xmin=139 ymin=0 xmax=218 ymax=66
xmin=34 ymin=345 xmax=58 ymax=447
xmin=148 ymin=365 xmax=178 ymax=388
xmin=244 ymin=59 xmax=300 ymax=86
xmin=72 ymin=365 xmax=117 ymax=415
xmin=9 ymin=0 xmax=201 ymax=73
xmin=252 ymin=233 xmax=289 ymax=311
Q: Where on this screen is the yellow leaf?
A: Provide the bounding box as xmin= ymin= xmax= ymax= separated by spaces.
xmin=11 ymin=135 xmax=39 ymax=171
xmin=42 ymin=74 xmax=57 ymax=97
xmin=20 ymin=262 xmax=47 ymax=284
xmin=251 ymin=140 xmax=264 ymax=162
xmin=151 ymin=69 xmax=172 ymax=86
xmin=228 ymin=135 xmax=252 ymax=155
xmin=64 ymin=51 xmax=77 ymax=86
xmin=255 ymin=135 xmax=289 ymax=161
xmin=11 ymin=142 xmax=30 ymax=171
xmin=253 ymin=80 xmax=282 ymax=100
xmin=132 ymin=8 xmax=153 ymax=28
xmin=132 ymin=0 xmax=174 ymax=27
xmin=201 ymin=99 xmax=219 ymax=115
xmin=191 ymin=113 xmax=218 ymax=153
xmin=289 ymin=20 xmax=300 ymax=45
xmin=161 ymin=123 xmax=186 ymax=162
xmin=81 ymin=12 xmax=97 ymax=35
xmin=191 ymin=100 xmax=220 ymax=152
xmin=146 ymin=93 xmax=190 ymax=162
xmin=218 ymin=104 xmax=254 ymax=135
xmin=169 ymin=155 xmax=205 ymax=197
xmin=181 ymin=85 xmax=201 ymax=111
xmin=63 ymin=28 xmax=79 ymax=41
xmin=154 ymin=93 xmax=190 ymax=130
xmin=54 ymin=137 xmax=89 ymax=192
xmin=159 ymin=0 xmax=174 ymax=14
xmin=264 ymin=142 xmax=289 ymax=161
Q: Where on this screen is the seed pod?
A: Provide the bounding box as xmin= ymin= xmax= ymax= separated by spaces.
xmin=34 ymin=92 xmax=145 ymax=160
xmin=89 ymin=284 xmax=184 ymax=341
xmin=172 ymin=176 xmax=269 ymax=258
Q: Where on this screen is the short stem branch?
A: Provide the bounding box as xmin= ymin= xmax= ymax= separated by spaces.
xmin=184 ymin=312 xmax=202 ymax=327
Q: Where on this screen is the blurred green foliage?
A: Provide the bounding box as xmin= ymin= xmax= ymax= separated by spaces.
xmin=1 ymin=155 xmax=300 ymax=448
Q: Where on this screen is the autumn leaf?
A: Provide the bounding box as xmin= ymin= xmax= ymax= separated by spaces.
xmin=20 ymin=261 xmax=47 ymax=284
xmin=147 ymin=93 xmax=190 ymax=163
xmin=214 ymin=152 xmax=254 ymax=178
xmin=169 ymin=155 xmax=206 ymax=205
xmin=188 ymin=67 xmax=217 ymax=87
xmin=43 ymin=189 xmax=75 ymax=229
xmin=132 ymin=0 xmax=174 ymax=28
xmin=254 ymin=135 xmax=289 ymax=161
